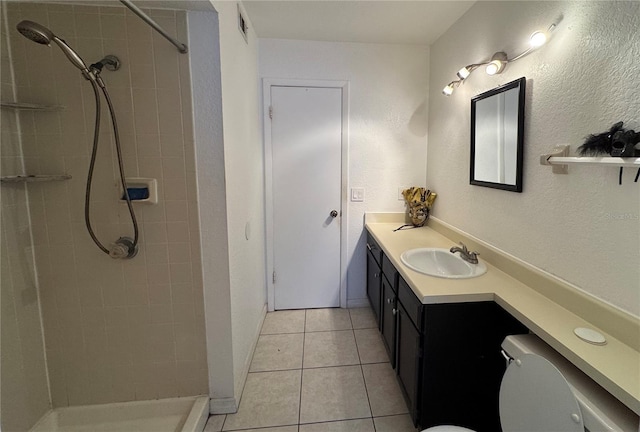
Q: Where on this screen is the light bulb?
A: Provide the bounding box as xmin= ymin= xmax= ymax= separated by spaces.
xmin=530 ymin=30 xmax=547 ymax=48
xmin=457 ymin=67 xmax=471 ymax=80
xmin=485 ymin=61 xmax=500 ymax=75
xmin=442 ymin=84 xmax=454 ymax=96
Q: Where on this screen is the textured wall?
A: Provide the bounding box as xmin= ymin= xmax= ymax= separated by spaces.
xmin=428 ymin=1 xmax=640 ymax=316
xmin=211 ymin=0 xmax=269 ymax=401
xmin=5 ymin=1 xmax=207 ymax=406
xmin=188 ymin=9 xmax=236 ymax=406
xmin=259 ymin=39 xmax=429 ymax=304
xmin=1 ymin=4 xmax=51 ymax=429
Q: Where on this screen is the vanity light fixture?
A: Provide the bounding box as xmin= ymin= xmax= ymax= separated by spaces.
xmin=529 ymin=30 xmax=548 ymax=48
xmin=485 ymin=52 xmax=507 ymax=75
xmin=456 ymin=64 xmax=481 ymax=80
xmin=443 ymin=23 xmax=556 ymax=96
xmin=442 ymin=80 xmax=462 ymax=96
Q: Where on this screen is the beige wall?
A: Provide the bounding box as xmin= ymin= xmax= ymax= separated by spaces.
xmin=1 ymin=4 xmax=51 ymax=430
xmin=5 ymin=1 xmax=207 ymax=407
xmin=427 ymin=1 xmax=640 ymax=317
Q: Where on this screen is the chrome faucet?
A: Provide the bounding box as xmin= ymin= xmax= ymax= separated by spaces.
xmin=450 ymin=242 xmax=480 ymax=264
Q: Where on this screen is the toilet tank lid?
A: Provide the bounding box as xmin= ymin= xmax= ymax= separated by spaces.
xmin=502 ymin=334 xmax=638 ymax=432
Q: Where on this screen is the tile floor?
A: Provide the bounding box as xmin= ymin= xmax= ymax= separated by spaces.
xmin=204 ymin=307 xmax=420 ymax=432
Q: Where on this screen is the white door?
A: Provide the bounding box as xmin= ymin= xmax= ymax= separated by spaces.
xmin=271 ymin=86 xmax=343 ymax=310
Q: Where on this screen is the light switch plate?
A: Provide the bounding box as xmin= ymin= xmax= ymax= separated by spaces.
xmin=351 ymin=187 xmax=365 ymax=202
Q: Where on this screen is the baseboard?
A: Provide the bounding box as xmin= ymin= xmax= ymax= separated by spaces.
xmin=347 ymin=298 xmax=370 ymax=308
xmin=232 ymin=303 xmax=268 ymax=406
xmin=209 ymin=397 xmax=237 ymax=414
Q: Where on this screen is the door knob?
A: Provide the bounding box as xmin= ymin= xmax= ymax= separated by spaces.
xmin=330 ymin=210 xmax=338 ymax=218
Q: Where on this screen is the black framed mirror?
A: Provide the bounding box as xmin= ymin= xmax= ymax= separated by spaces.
xmin=470 ymin=77 xmax=526 ymax=192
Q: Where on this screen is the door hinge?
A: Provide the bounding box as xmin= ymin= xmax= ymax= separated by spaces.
xmin=272 ymin=270 xmax=276 ymax=283
xmin=269 ymin=106 xmax=273 ymax=120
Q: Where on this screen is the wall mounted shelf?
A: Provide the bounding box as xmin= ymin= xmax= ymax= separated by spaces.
xmin=540 ymin=145 xmax=640 ymax=174
xmin=1 ymin=101 xmax=64 ymax=111
xmin=0 ymin=175 xmax=72 ymax=184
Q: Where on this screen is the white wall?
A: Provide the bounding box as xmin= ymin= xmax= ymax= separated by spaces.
xmin=428 ymin=1 xmax=640 ymax=317
xmin=259 ymin=39 xmax=429 ymax=304
xmin=188 ymin=9 xmax=235 ymax=409
xmin=210 ymin=0 xmax=267 ymax=405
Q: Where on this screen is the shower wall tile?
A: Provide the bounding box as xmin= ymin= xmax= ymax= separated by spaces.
xmin=100 ymin=13 xmax=126 ymax=39
xmin=5 ymin=2 xmax=207 ymax=408
xmin=1 ymin=4 xmax=51 ymax=431
xmin=125 ymin=15 xmax=152 ymax=46
xmin=75 ymin=13 xmax=102 ymax=38
xmin=131 ymin=62 xmax=157 ymax=89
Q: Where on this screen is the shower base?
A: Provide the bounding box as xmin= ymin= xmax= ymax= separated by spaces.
xmin=30 ymin=396 xmax=209 ymax=432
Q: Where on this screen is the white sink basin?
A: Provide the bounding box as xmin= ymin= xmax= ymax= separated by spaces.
xmin=400 ymin=248 xmax=487 ymax=279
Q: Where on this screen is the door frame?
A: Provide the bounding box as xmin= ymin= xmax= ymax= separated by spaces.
xmin=263 ymin=78 xmax=349 ymax=312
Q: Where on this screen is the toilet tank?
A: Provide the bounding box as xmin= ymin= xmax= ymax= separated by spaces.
xmin=501 ymin=334 xmax=639 ymax=432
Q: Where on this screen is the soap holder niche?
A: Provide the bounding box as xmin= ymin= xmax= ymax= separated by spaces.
xmin=119 ymin=178 xmax=157 ymax=205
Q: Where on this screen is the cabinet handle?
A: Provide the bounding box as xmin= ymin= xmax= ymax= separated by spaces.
xmin=387 ymin=298 xmax=392 ymax=304
xmin=392 ymin=308 xmax=397 ymax=315
xmin=374 ymin=272 xmax=380 ymax=278
xmin=366 ymin=243 xmax=372 ymax=251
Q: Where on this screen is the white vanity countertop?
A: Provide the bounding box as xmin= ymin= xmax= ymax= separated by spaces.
xmin=365 ymin=221 xmax=640 ymax=417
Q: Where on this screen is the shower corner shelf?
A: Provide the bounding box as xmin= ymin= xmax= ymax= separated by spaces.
xmin=0 ymin=174 xmax=72 ymax=183
xmin=540 ymin=144 xmax=640 ymax=174
xmin=1 ymin=101 xmax=64 ymax=111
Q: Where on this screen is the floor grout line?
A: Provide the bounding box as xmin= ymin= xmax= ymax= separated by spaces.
xmin=360 ymin=361 xmax=377 ymax=431
xmin=298 ymin=309 xmax=306 ymax=426
xmin=350 ymin=309 xmax=364 ymax=365
xmin=351 ymin=310 xmax=379 ymax=431
xmin=217 ymin=307 xmax=410 ymax=431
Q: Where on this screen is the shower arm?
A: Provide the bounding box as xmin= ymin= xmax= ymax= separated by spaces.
xmin=119 ymin=0 xmax=188 ymax=54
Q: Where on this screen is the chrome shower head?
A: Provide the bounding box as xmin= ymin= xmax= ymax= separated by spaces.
xmin=16 ymin=20 xmax=53 ymax=44
xmin=16 ymin=20 xmax=90 ymax=74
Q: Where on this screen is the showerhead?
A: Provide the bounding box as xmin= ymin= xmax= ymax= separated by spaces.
xmin=16 ymin=20 xmax=53 ymax=44
xmin=16 ymin=20 xmax=90 ymax=74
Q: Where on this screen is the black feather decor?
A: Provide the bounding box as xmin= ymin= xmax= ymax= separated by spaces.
xmin=577 ymin=121 xmax=625 ymax=156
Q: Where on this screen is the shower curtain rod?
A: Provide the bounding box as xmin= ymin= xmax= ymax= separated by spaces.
xmin=119 ymin=0 xmax=188 ymax=54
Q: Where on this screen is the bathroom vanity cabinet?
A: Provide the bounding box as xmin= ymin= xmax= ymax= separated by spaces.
xmin=365 ymin=233 xmax=529 ymax=431
xmin=366 ymin=237 xmax=383 ymax=326
xmin=419 ymin=301 xmax=528 ymax=431
xmin=380 ymin=255 xmax=397 ymax=368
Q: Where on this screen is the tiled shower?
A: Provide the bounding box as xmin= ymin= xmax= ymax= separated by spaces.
xmin=1 ymin=2 xmax=208 ymax=430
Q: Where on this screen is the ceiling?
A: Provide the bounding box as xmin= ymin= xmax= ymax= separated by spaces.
xmin=242 ymin=1 xmax=475 ymax=45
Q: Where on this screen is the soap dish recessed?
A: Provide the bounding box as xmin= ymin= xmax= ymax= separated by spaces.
xmin=574 ymin=327 xmax=607 ymax=345
xmin=119 ymin=177 xmax=158 ymax=205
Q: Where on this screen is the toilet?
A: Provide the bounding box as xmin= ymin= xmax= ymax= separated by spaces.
xmin=422 ymin=334 xmax=638 ymax=432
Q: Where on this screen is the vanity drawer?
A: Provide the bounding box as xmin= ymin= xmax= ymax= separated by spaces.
xmin=366 ymin=233 xmax=383 ymax=266
xmin=382 ymin=253 xmax=397 ymax=290
xmin=398 ymin=276 xmax=423 ymax=330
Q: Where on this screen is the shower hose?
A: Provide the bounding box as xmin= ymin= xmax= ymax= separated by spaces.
xmin=85 ymin=76 xmax=139 ymax=257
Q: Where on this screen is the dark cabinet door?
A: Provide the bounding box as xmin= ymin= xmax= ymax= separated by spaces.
xmin=396 ymin=302 xmax=421 ymax=425
xmin=381 ymin=276 xmax=397 ymax=367
xmin=420 ymin=302 xmax=529 ymax=432
xmin=366 ymin=251 xmax=382 ymax=327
